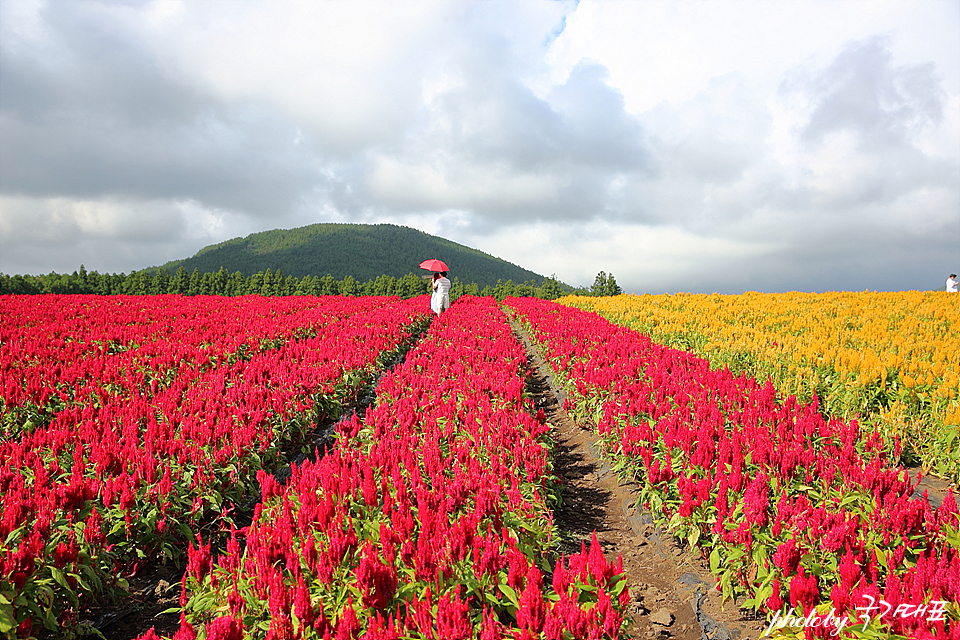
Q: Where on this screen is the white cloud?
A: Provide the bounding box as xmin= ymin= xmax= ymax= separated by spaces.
xmin=546 ymin=0 xmax=960 ymax=113
xmin=463 ymin=220 xmax=777 ymax=293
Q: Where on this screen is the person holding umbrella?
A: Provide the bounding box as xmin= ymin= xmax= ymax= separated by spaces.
xmin=420 ymin=259 xmax=451 ymax=314
xmin=431 ymin=271 xmax=451 ymax=314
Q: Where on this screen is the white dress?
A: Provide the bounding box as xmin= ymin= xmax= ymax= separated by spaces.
xmin=431 ymin=276 xmax=451 ymax=313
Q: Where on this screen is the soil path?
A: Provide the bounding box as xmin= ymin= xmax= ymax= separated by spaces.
xmin=511 ymin=318 xmax=768 ymax=640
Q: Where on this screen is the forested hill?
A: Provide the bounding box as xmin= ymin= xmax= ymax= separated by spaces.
xmin=155 ymin=223 xmax=544 ymax=287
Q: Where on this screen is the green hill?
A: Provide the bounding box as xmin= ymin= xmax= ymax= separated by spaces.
xmin=156 ymin=223 xmax=546 ymax=287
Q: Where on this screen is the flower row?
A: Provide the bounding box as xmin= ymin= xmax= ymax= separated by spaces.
xmin=1 ymin=295 xmax=430 ymax=637
xmin=1 ymin=295 xmax=381 ymax=431
xmin=557 ymin=291 xmax=960 ymax=480
xmin=507 ymin=297 xmax=959 ymax=639
xmin=158 ymin=296 xmax=628 ymax=640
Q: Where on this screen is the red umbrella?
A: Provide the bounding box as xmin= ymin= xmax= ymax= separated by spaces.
xmin=419 ymin=259 xmax=449 ymax=272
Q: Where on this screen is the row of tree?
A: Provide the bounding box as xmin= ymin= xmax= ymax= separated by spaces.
xmin=0 ymin=266 xmax=623 ymax=300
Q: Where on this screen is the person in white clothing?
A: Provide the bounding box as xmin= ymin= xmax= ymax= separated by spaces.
xmin=947 ymin=274 xmax=958 ymax=292
xmin=431 ymin=271 xmax=451 ymax=314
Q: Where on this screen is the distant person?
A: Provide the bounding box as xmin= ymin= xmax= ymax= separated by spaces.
xmin=948 ymin=274 xmax=958 ymax=293
xmin=431 ymin=271 xmax=451 ymax=314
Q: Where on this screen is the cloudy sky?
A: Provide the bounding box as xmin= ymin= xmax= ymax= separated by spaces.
xmin=1 ymin=0 xmax=958 ymax=294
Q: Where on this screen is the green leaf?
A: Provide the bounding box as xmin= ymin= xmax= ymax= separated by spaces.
xmin=5 ymin=525 xmax=26 ymax=547
xmin=0 ymin=610 xmax=14 ymax=634
xmin=719 ymin=570 xmax=734 ymax=601
xmin=710 ymin=547 xmax=721 ymax=573
xmin=70 ymin=571 xmax=91 ymax=591
xmin=727 ymin=547 xmax=746 ymax=562
xmin=498 ymin=583 xmax=519 ymax=608
xmin=839 ymin=492 xmax=865 ymax=509
xmin=40 ymin=607 xmax=60 ymax=632
xmin=50 ymin=566 xmax=70 ymax=590
xmin=756 ymin=582 xmax=774 ymax=608
xmin=609 ymin=575 xmax=628 ymax=597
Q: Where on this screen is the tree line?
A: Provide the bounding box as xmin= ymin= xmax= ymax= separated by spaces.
xmin=0 ymin=266 xmax=623 ymax=300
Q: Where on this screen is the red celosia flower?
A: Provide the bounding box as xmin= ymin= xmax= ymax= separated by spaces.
xmin=517 ymin=566 xmax=546 ymax=633
xmin=767 ymin=577 xmax=784 ymax=611
xmin=17 ymin=618 xmax=33 ymax=639
xmin=586 ymin=532 xmax=617 ymax=585
xmin=772 ymin=536 xmax=801 ymax=577
xmin=543 ymin=608 xmax=565 ymax=640
xmin=436 ymin=587 xmax=473 ymax=640
xmin=506 ymin=544 xmax=529 ymax=591
xmin=186 ymin=537 xmax=212 ymax=583
xmin=556 ymin=593 xmax=591 ymax=640
xmin=205 ymin=616 xmax=244 ymax=640
xmin=552 ymin=556 xmax=571 ymax=594
xmin=595 ymin=586 xmax=622 ymax=638
xmin=293 ymin=574 xmax=315 ymax=629
xmin=53 ymin=537 xmax=78 ymax=568
xmin=354 ymin=541 xmax=397 ymax=611
xmin=478 ymin=607 xmax=504 ymax=640
xmin=742 ymin=472 xmax=770 ymax=529
xmin=362 ymin=465 xmax=378 ymax=507
xmin=228 ymin=585 xmax=245 ymax=618
xmin=266 ymin=570 xmax=294 ymax=640
xmin=405 ymin=589 xmax=434 ymax=636
xmin=364 ymin=613 xmax=401 ymax=640
xmin=172 ymin=614 xmax=197 ymax=640
xmin=334 ymin=597 xmax=361 ymax=640
xmin=936 ymin=489 xmax=958 ymax=529
xmin=789 ymin=567 xmax=820 ymax=612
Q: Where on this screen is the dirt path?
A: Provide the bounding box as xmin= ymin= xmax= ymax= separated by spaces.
xmin=82 ymin=566 xmax=182 ymax=639
xmin=512 ymin=319 xmax=768 ymax=640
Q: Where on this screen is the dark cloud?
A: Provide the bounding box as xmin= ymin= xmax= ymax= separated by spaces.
xmin=422 ymin=58 xmax=649 ymax=175
xmin=358 ymin=57 xmax=653 ymax=223
xmin=795 ymin=36 xmax=945 ymax=148
xmin=549 ymin=62 xmax=649 ymax=169
xmin=0 ymin=3 xmax=206 ymax=127
xmin=1 ymin=106 xmax=321 ymax=215
xmin=427 ymin=71 xmax=567 ymax=172
xmin=765 ymin=36 xmax=958 ymax=217
xmin=0 ymin=1 xmax=321 ymax=218
xmin=753 ymin=224 xmax=957 ymax=294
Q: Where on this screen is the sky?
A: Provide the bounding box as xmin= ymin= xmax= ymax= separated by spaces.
xmin=1 ymin=0 xmax=958 ymax=294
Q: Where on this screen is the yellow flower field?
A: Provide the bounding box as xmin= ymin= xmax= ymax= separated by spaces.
xmin=558 ymin=291 xmax=960 ymax=481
